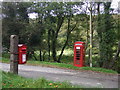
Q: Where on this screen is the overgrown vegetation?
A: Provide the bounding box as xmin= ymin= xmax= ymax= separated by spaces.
xmin=1 ymin=56 xmax=117 ymax=74
xmin=2 ymin=71 xmax=81 ymax=88
xmin=2 ymin=2 xmax=119 ymax=72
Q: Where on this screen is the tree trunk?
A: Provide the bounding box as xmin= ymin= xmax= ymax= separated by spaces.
xmin=96 ymin=2 xmax=104 ymax=67
xmin=114 ymin=41 xmax=120 ymax=60
xmin=29 ymin=47 xmax=38 ymax=61
xmin=102 ymin=2 xmax=112 ymax=69
xmin=43 ymin=52 xmax=46 ymax=61
xmin=51 ymin=30 xmax=57 ymax=62
xmin=48 ymin=29 xmax=51 ymax=61
xmin=27 ymin=51 xmax=32 ymax=59
xmin=32 ymin=53 xmax=38 ymax=61
xmin=86 ymin=29 xmax=89 ymax=66
xmin=39 ymin=49 xmax=42 ymax=61
xmin=57 ymin=17 xmax=70 ymax=63
xmin=85 ymin=28 xmax=89 ymax=50
xmin=57 ymin=17 xmax=77 ymax=63
xmin=89 ymin=2 xmax=93 ymax=67
xmin=51 ymin=16 xmax=64 ymax=62
xmin=109 ymin=41 xmax=120 ymax=69
xmin=57 ymin=35 xmax=69 ymax=63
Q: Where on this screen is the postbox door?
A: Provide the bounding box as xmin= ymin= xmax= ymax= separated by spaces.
xmin=18 ymin=44 xmax=27 ymax=64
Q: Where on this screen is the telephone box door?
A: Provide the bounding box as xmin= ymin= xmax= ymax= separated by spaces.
xmin=74 ymin=41 xmax=85 ymax=67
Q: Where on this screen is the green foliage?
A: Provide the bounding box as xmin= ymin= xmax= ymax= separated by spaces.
xmin=2 ymin=2 xmax=31 ymax=49
xmin=2 ymin=71 xmax=80 ymax=88
xmin=2 ymin=50 xmax=118 ymax=74
xmin=29 ymin=2 xmax=86 ymax=62
xmin=2 ymin=53 xmax=10 ymax=59
xmin=96 ymin=2 xmax=116 ymax=68
xmin=2 ymin=2 xmax=119 ymax=72
xmin=1 ymin=57 xmax=9 ymax=63
xmin=2 ymin=57 xmax=117 ymax=74
xmin=27 ymin=61 xmax=117 ymax=74
xmin=81 ymin=67 xmax=117 ymax=74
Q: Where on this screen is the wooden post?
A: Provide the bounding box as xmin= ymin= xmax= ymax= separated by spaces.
xmin=89 ymin=2 xmax=93 ymax=67
xmin=10 ymin=35 xmax=18 ymax=74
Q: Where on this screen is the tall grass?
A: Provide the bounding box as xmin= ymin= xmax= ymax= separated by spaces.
xmin=2 ymin=71 xmax=80 ymax=88
xmin=1 ymin=51 xmax=118 ymax=74
xmin=27 ymin=61 xmax=117 ymax=74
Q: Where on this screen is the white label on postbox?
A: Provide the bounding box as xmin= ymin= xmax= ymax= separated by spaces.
xmin=76 ymin=47 xmax=80 ymax=49
xmin=22 ymin=54 xmax=26 ymax=62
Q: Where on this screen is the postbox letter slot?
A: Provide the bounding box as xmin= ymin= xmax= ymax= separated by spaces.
xmin=22 ymin=50 xmax=26 ymax=51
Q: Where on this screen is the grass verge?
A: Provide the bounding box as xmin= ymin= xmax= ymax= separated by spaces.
xmin=2 ymin=71 xmax=80 ymax=88
xmin=1 ymin=57 xmax=118 ymax=74
xmin=27 ymin=61 xmax=118 ymax=74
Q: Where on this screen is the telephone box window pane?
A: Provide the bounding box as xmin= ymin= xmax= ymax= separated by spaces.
xmin=76 ymin=58 xmax=80 ymax=60
xmin=76 ymin=51 xmax=80 ymax=53
xmin=76 ymin=55 xmax=80 ymax=57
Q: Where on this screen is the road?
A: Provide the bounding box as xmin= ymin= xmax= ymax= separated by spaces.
xmin=0 ymin=62 xmax=119 ymax=88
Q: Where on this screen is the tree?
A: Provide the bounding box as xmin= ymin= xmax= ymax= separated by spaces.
xmin=29 ymin=2 xmax=49 ymax=61
xmin=88 ymin=2 xmax=93 ymax=67
xmin=2 ymin=2 xmax=31 ymax=50
xmin=96 ymin=2 xmax=116 ymax=68
xmin=48 ymin=2 xmax=83 ymax=62
xmin=109 ymin=13 xmax=120 ymax=71
xmin=30 ymin=2 xmax=84 ymax=62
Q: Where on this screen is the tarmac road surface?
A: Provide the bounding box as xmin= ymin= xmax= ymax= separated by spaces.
xmin=0 ymin=62 xmax=119 ymax=88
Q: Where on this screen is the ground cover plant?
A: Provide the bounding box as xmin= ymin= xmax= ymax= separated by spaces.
xmin=2 ymin=71 xmax=81 ymax=88
xmin=1 ymin=56 xmax=117 ymax=74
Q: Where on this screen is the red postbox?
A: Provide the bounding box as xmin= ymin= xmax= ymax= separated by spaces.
xmin=74 ymin=41 xmax=85 ymax=67
xmin=18 ymin=44 xmax=27 ymax=64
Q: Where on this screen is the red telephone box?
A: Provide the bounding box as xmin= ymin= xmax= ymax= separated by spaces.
xmin=18 ymin=44 xmax=27 ymax=64
xmin=74 ymin=41 xmax=85 ymax=67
